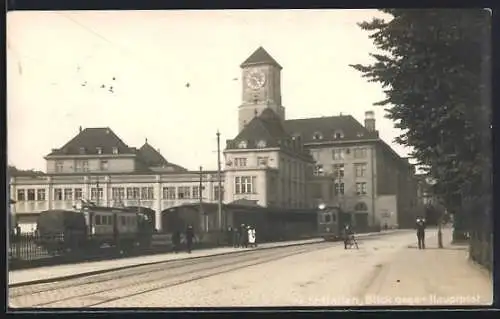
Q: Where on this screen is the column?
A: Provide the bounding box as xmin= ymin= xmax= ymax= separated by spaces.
xmin=155 ymin=174 xmax=162 ymax=231
xmin=104 ymin=175 xmax=111 ymax=206
xmin=47 ymin=176 xmax=53 ymax=210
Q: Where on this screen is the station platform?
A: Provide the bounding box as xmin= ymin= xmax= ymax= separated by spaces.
xmin=9 ymin=230 xmax=402 ymax=286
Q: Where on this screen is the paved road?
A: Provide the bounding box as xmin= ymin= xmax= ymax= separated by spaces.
xmin=9 ymin=230 xmax=491 ymax=308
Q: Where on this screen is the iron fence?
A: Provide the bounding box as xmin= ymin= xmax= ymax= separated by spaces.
xmin=9 ymin=232 xmax=57 ymax=263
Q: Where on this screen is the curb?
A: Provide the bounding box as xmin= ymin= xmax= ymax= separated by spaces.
xmin=8 ymin=230 xmax=405 ymax=287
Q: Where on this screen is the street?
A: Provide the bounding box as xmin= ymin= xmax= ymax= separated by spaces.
xmin=9 ymin=229 xmax=492 ymax=308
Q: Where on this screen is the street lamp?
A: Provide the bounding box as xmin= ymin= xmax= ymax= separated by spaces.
xmin=426 ymin=176 xmax=443 ymax=248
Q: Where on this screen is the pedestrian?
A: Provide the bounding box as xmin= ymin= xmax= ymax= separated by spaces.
xmin=240 ymin=224 xmax=247 ymax=248
xmin=416 ymin=217 xmax=426 ymax=249
xmin=186 ymin=225 xmax=194 ymax=253
xmin=227 ymin=226 xmax=233 ymax=247
xmin=233 ymin=226 xmax=239 ymax=248
xmin=343 ymin=224 xmax=352 ymax=249
xmin=248 ymin=226 xmax=256 ymax=248
xmin=172 ymin=230 xmax=181 ymax=253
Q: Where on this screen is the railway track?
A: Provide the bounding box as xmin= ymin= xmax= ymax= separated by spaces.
xmin=10 ymin=232 xmax=396 ymax=308
xmin=10 ymin=241 xmax=335 ymax=308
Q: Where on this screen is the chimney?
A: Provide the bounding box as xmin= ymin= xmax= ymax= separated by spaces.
xmin=79 ymin=126 xmax=82 ymax=133
xmin=364 ymin=111 xmax=376 ymax=132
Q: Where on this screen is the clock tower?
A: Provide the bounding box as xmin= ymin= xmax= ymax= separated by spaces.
xmin=238 ymin=47 xmax=285 ymax=132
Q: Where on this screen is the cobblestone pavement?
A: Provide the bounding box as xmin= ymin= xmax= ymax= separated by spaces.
xmin=11 ymin=229 xmax=489 ymax=308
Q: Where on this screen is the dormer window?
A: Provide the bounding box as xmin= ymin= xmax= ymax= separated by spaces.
xmin=238 ymin=140 xmax=247 ymax=149
xmin=79 ymin=147 xmax=86 ymax=154
xmin=257 ymin=140 xmax=267 ymax=148
xmin=112 ymin=147 xmax=119 ymax=154
xmin=96 ymin=147 xmax=103 ymax=155
xmin=313 ymin=132 xmax=323 ymax=140
xmin=334 ymin=130 xmax=344 ymax=139
xmin=357 ymin=132 xmax=364 ymax=138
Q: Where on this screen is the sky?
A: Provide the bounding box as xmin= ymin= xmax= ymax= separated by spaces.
xmin=7 ymin=9 xmax=411 ymax=172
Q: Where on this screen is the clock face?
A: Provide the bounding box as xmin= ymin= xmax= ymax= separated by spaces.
xmin=246 ymin=70 xmax=266 ymax=90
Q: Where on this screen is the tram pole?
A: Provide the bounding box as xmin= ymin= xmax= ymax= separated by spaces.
xmin=216 ymin=130 xmax=223 ymax=235
xmin=199 ymin=166 xmax=205 ymax=231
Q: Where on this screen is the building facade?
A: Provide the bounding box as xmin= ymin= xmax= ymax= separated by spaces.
xmin=10 ymin=128 xmax=224 ymax=233
xmin=10 ymin=46 xmax=419 ymax=232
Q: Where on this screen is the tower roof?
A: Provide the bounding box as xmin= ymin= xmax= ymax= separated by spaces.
xmin=240 ymin=46 xmax=282 ymax=69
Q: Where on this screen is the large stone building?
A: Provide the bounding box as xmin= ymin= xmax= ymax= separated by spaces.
xmin=229 ymin=47 xmax=419 ymax=229
xmin=10 ymin=128 xmax=224 ymax=233
xmin=10 ymin=46 xmax=419 ymax=232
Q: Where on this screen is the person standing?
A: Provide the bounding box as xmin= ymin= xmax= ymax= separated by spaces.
xmin=416 ymin=217 xmax=426 ymax=249
xmin=172 ymin=230 xmax=181 ymax=254
xmin=233 ymin=226 xmax=239 ymax=248
xmin=240 ymin=224 xmax=247 ymax=248
xmin=227 ymin=226 xmax=233 ymax=247
xmin=186 ymin=225 xmax=194 ymax=253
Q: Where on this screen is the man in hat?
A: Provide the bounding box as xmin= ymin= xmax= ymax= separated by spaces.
xmin=185 ymin=224 xmax=194 ymax=253
xmin=416 ymin=217 xmax=426 ymax=249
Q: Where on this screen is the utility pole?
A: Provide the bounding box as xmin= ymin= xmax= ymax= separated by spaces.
xmin=199 ymin=166 xmax=205 ymax=231
xmin=95 ymin=177 xmax=100 ymax=207
xmin=216 ymin=130 xmax=223 ymax=232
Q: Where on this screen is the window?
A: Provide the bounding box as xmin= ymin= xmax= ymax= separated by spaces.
xmin=332 ymin=149 xmax=345 ymax=160
xmin=64 ymin=188 xmax=73 ymax=200
xmin=334 ymin=130 xmax=344 ymax=139
xmin=74 ymin=188 xmax=83 ymax=200
xmin=354 ymin=148 xmax=367 ymax=159
xmin=127 ymin=187 xmax=140 ymax=199
xmin=96 ymin=147 xmax=103 ymax=154
xmin=37 ymin=189 xmax=46 ymax=201
xmin=141 ymin=187 xmax=155 ymax=200
xmin=314 ymin=164 xmax=324 ymax=176
xmin=26 ymin=189 xmax=35 ymax=201
xmin=75 ymin=160 xmax=89 ymax=172
xmin=235 ymin=176 xmax=256 ymax=194
xmin=334 ymin=183 xmax=345 ymax=195
xmin=257 ymin=156 xmax=269 ymax=166
xmin=95 ymin=215 xmax=101 ymax=225
xmin=213 ymin=185 xmax=224 ymax=200
xmin=121 ymin=216 xmax=126 ymax=226
xmin=257 ymin=140 xmax=267 ymax=148
xmin=162 ymin=187 xmax=176 ymax=199
xmin=313 ymin=132 xmax=323 ymax=140
xmin=355 ymin=163 xmax=367 ymax=177
xmin=234 ymin=158 xmax=247 ymax=167
xmin=54 ymin=188 xmax=63 ymax=201
xmin=79 ymin=147 xmax=86 ymax=154
xmin=356 ymin=182 xmax=367 ymax=195
xmin=238 ymin=141 xmax=247 ymax=149
xmin=91 ymin=188 xmax=104 ymax=200
xmin=178 ymin=187 xmax=191 ymax=199
xmin=112 ymin=187 xmax=125 ymax=200
xmin=55 ymin=161 xmax=64 ymax=173
xmin=100 ymin=160 xmax=109 ymax=171
xmin=112 ymin=147 xmax=119 ymax=154
xmin=333 ymin=164 xmax=345 ymax=179
xmin=354 ymin=202 xmax=368 ymax=211
xmin=192 ymin=186 xmax=200 ymax=199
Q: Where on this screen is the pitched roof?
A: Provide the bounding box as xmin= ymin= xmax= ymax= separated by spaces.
xmin=284 ymin=115 xmax=377 ymax=144
xmin=137 ymin=142 xmax=169 ymax=167
xmin=228 ymin=108 xmax=290 ymax=149
xmin=135 ymin=142 xmax=188 ymax=172
xmin=240 ymin=46 xmax=282 ymax=69
xmin=46 ymin=127 xmax=135 ymax=156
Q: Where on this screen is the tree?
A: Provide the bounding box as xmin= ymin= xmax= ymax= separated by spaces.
xmin=350 ymin=9 xmax=491 ymax=216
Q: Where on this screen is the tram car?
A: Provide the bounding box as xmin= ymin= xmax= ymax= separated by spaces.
xmin=161 ymin=203 xmax=319 ymax=243
xmin=317 ymin=205 xmax=352 ymax=241
xmin=35 ymin=205 xmax=154 ymax=255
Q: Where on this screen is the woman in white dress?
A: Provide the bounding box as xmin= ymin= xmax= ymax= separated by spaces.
xmin=247 ymin=226 xmax=256 ymax=248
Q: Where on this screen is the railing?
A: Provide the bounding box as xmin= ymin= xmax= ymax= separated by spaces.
xmin=8 ymin=232 xmax=55 ymax=263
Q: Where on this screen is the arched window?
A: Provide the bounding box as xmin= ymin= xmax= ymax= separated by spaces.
xmin=354 ymin=202 xmax=368 ymax=211
xmin=238 ymin=140 xmax=247 ymax=149
xmin=256 ymin=140 xmax=267 ymax=148
xmin=313 ymin=132 xmax=323 ymax=140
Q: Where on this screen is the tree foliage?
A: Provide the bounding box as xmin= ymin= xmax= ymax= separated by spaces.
xmin=351 ymin=9 xmax=491 ymax=207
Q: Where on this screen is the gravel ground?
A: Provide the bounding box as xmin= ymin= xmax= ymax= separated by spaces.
xmin=11 ymin=229 xmax=491 ymax=308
